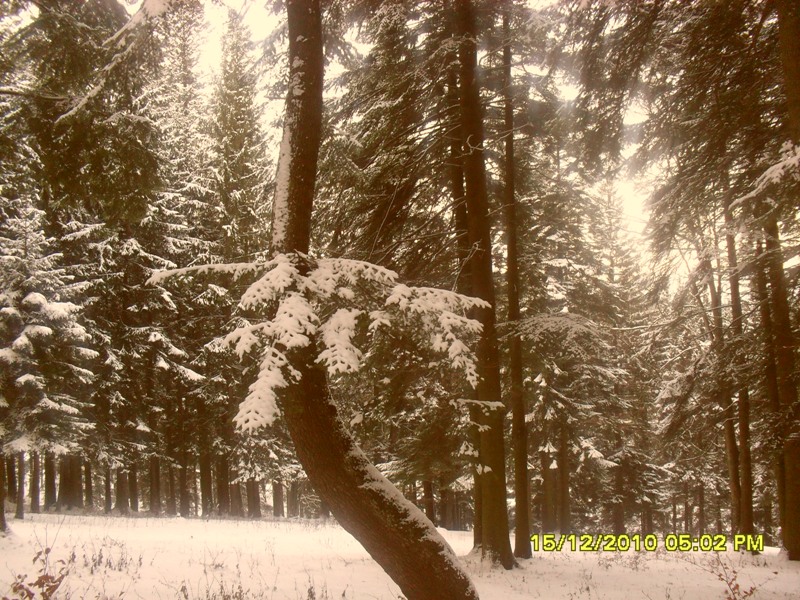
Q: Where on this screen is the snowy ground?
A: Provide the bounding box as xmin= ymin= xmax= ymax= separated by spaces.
xmin=1 ymin=513 xmax=799 ymax=599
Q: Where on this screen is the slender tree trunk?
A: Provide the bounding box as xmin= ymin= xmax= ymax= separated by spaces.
xmin=557 ymin=425 xmax=571 ymax=533
xmin=14 ymin=453 xmax=24 ymax=520
xmin=613 ymin=461 xmax=625 ymax=535
xmin=166 ymin=464 xmax=177 ymax=516
xmin=128 ymin=462 xmax=139 ymax=512
xmin=440 ymin=486 xmax=452 ymax=530
xmin=724 ymin=200 xmax=754 ymax=536
xmin=288 ymin=481 xmax=300 ymax=517
xmin=246 ymin=479 xmax=261 ymax=518
xmin=6 ymin=455 xmax=17 ymax=500
xmin=683 ymin=482 xmax=692 ymax=533
xmin=762 ymin=215 xmax=800 ymax=559
xmin=272 ymin=481 xmax=284 ymax=517
xmin=230 ymin=481 xmax=244 ymax=517
xmin=754 ymin=240 xmax=786 ymax=528
xmin=423 ymin=480 xmax=436 ymax=524
xmin=44 ymin=452 xmax=56 ymax=510
xmin=704 ymin=264 xmax=742 ymax=533
xmin=68 ymin=455 xmax=83 ymax=510
xmin=501 ymin=2 xmax=530 ymax=560
xmin=149 ymin=456 xmax=161 ymax=515
xmin=697 ymin=484 xmax=706 ymax=535
xmin=540 ymin=450 xmax=557 ymax=533
xmin=56 ymin=456 xmax=67 ymax=510
xmin=115 ymin=469 xmax=129 ymax=515
xmin=199 ymin=452 xmax=213 ymax=517
xmin=30 ymin=452 xmax=40 ymax=514
xmin=104 ymin=464 xmax=112 ymax=514
xmin=455 ymin=0 xmax=513 ymax=568
xmin=264 ymin=3 xmax=481 ymax=595
xmin=776 ymin=0 xmax=800 ymax=144
xmin=216 ymin=456 xmax=230 ymax=516
xmin=178 ymin=452 xmax=190 ymax=517
xmin=0 ymin=455 xmax=7 ymax=533
xmin=84 ymin=460 xmax=93 ymax=509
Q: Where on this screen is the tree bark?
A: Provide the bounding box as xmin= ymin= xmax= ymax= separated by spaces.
xmin=287 ymin=481 xmax=300 ymax=517
xmin=84 ymin=459 xmax=93 ymax=509
xmin=14 ymin=453 xmax=24 ymax=520
xmin=149 ymin=456 xmax=161 ymax=514
xmin=230 ymin=480 xmax=244 ymax=517
xmin=502 ymin=2 xmax=531 ymax=560
xmin=422 ymin=480 xmax=436 ymax=524
xmin=0 ymin=455 xmax=7 ymax=533
xmin=44 ymin=452 xmax=56 ymax=510
xmin=30 ymin=451 xmax=40 ymax=514
xmin=104 ymin=464 xmax=112 ymax=514
xmin=216 ymin=456 xmax=230 ymax=516
xmin=776 ymin=0 xmax=800 ymax=143
xmin=697 ymin=483 xmax=706 ymax=535
xmin=754 ymin=240 xmax=785 ymax=526
xmin=199 ymin=452 xmax=213 ymax=517
xmin=723 ymin=200 xmax=753 ymax=536
xmin=167 ymin=464 xmax=177 ymax=516
xmin=557 ymin=425 xmax=571 ymax=533
xmin=6 ymin=455 xmax=17 ymax=500
xmin=178 ymin=452 xmax=190 ymax=517
xmin=540 ymin=450 xmax=557 ymax=533
xmin=762 ymin=215 xmax=800 ymax=559
xmin=272 ymin=480 xmax=284 ymax=517
xmin=264 ymin=2 xmax=481 ymax=596
xmin=128 ymin=462 xmax=139 ymax=512
xmin=246 ymin=479 xmax=261 ymax=518
xmin=455 ymin=0 xmax=513 ymax=568
xmin=115 ymin=469 xmax=129 ymax=515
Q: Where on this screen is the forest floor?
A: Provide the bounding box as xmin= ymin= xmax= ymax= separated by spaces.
xmin=1 ymin=513 xmax=799 ymax=599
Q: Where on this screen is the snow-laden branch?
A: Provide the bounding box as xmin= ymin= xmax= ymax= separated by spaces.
xmin=150 ymin=253 xmax=488 ymax=431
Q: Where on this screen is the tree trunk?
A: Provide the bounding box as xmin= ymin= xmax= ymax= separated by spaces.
xmin=422 ymin=480 xmax=436 ymax=524
xmin=612 ymin=461 xmax=625 ymax=535
xmin=502 ymin=2 xmax=530 ymax=561
xmin=754 ymin=240 xmax=786 ymax=528
xmin=762 ymin=215 xmax=800 ymax=559
xmin=199 ymin=452 xmax=213 ymax=517
xmin=703 ymin=262 xmax=742 ymax=534
xmin=246 ymin=479 xmax=261 ymax=518
xmin=683 ymin=482 xmax=692 ymax=534
xmin=697 ymin=484 xmax=706 ymax=535
xmin=776 ymin=0 xmax=800 ymax=144
xmin=166 ymin=464 xmax=177 ymax=516
xmin=149 ymin=456 xmax=161 ymax=515
xmin=272 ymin=480 xmax=284 ymax=517
xmin=44 ymin=452 xmax=56 ymax=510
xmin=84 ymin=459 xmax=93 ymax=509
xmin=30 ymin=452 xmax=40 ymax=514
xmin=6 ymin=455 xmax=17 ymax=500
xmin=230 ymin=481 xmax=244 ymax=517
xmin=178 ymin=452 xmax=190 ymax=517
xmin=115 ymin=469 xmax=129 ymax=515
xmin=56 ymin=456 xmax=67 ymax=510
xmin=288 ymin=481 xmax=300 ymax=518
xmin=724 ymin=199 xmax=754 ymax=536
xmin=540 ymin=450 xmax=557 ymax=533
xmin=0 ymin=455 xmax=7 ymax=533
xmin=128 ymin=462 xmax=139 ymax=512
xmin=104 ymin=464 xmax=112 ymax=514
xmin=264 ymin=2 xmax=481 ymax=595
xmin=14 ymin=453 xmax=24 ymax=520
xmin=557 ymin=425 xmax=571 ymax=533
xmin=455 ymin=0 xmax=513 ymax=569
xmin=216 ymin=456 xmax=230 ymax=516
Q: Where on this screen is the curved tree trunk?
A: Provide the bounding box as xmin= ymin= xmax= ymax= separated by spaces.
xmin=265 ymin=2 xmax=480 ymax=597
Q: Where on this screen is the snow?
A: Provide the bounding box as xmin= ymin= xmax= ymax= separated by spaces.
xmin=3 ymin=514 xmax=797 ymax=599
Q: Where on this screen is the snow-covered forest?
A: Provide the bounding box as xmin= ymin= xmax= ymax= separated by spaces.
xmin=1 ymin=0 xmax=800 ymax=598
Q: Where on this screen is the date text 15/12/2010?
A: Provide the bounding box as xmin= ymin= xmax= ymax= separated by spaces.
xmin=529 ymin=533 xmax=764 ymax=553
